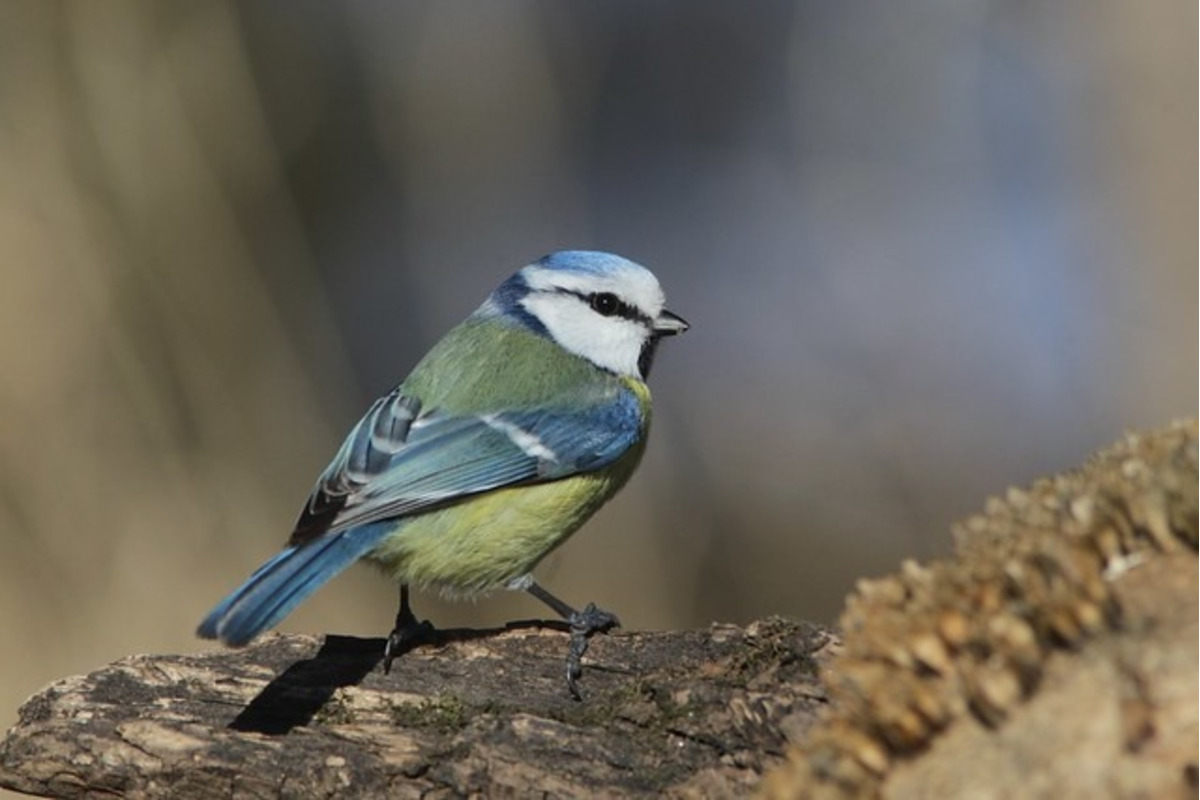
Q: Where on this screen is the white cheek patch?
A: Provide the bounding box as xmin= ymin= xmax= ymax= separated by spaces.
xmin=520 ymin=293 xmax=648 ymax=377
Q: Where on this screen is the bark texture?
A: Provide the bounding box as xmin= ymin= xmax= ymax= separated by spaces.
xmin=0 ymin=618 xmax=833 ymax=798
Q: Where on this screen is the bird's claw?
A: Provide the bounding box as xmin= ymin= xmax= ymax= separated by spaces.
xmin=383 ymin=617 xmax=434 ymax=674
xmin=565 ymin=603 xmax=620 ymax=700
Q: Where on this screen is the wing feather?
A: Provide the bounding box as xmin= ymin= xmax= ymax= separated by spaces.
xmin=288 ymin=384 xmax=642 ymax=545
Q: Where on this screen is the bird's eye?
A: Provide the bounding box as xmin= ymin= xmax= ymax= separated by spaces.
xmin=589 ymin=292 xmax=620 ymax=317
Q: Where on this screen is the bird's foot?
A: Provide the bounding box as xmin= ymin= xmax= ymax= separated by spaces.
xmin=565 ymin=603 xmax=620 ymax=700
xmin=383 ymin=613 xmax=434 ymax=674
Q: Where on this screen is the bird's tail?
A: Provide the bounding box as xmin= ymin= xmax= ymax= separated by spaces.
xmin=196 ymin=524 xmax=391 ymax=646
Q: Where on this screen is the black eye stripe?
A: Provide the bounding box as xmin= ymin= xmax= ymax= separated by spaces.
xmin=558 ymin=289 xmax=651 ymax=326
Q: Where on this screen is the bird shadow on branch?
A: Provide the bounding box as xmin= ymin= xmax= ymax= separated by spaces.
xmin=229 ymin=620 xmax=572 ymax=735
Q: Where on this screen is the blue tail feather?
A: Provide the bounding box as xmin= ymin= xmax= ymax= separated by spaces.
xmin=197 ymin=523 xmax=392 ymax=646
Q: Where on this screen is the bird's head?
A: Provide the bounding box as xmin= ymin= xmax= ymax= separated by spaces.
xmin=482 ymin=251 xmax=689 ymax=379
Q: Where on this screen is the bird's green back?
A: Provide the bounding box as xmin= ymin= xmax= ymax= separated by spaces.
xmin=401 ymin=316 xmax=637 ymax=413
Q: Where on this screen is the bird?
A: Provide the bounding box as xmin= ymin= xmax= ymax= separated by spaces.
xmin=197 ymin=250 xmax=688 ymax=698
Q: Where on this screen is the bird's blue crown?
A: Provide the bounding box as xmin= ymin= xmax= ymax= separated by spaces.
xmin=534 ymin=250 xmax=644 ymax=277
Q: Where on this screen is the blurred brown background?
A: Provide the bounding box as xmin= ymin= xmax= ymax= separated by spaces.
xmin=0 ymin=0 xmax=1194 ymax=736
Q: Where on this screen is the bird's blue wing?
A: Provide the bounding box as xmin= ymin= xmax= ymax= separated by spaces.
xmin=289 ymin=384 xmax=644 ymax=545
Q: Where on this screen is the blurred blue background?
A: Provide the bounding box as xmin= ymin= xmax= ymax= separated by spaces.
xmin=0 ymin=1 xmax=1194 ymax=731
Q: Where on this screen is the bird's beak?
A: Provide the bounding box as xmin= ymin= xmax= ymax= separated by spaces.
xmin=653 ymin=309 xmax=690 ymax=337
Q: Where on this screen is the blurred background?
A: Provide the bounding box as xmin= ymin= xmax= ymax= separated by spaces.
xmin=0 ymin=0 xmax=1194 ymax=734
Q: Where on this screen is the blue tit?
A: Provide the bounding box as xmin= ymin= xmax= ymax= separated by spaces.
xmin=197 ymin=250 xmax=688 ymax=697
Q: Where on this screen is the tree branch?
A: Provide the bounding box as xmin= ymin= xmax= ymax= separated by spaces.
xmin=1 ymin=618 xmax=834 ymax=797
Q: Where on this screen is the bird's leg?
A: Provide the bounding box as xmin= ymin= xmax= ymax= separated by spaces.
xmin=525 ymin=580 xmax=620 ymax=700
xmin=383 ymin=584 xmax=434 ymax=674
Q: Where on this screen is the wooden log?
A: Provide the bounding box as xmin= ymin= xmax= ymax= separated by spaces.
xmin=0 ymin=618 xmax=835 ymax=798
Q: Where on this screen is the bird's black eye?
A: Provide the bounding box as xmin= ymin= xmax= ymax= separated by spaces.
xmin=589 ymin=292 xmax=620 ymax=317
